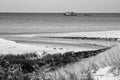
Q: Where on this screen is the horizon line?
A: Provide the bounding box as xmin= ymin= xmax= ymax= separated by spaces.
xmin=0 ymin=12 xmax=120 ymax=14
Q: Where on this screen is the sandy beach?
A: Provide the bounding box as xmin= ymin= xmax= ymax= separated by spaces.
xmin=1 ymin=30 xmax=120 ymax=56
xmin=12 ymin=30 xmax=120 ymax=38
xmin=0 ymin=38 xmax=101 ymax=56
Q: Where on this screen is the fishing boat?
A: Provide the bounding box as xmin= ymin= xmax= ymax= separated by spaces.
xmin=63 ymin=12 xmax=77 ymax=16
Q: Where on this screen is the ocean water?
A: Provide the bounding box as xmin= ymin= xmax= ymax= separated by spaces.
xmin=0 ymin=13 xmax=120 ymax=34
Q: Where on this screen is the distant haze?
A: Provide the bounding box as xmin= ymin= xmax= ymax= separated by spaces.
xmin=0 ymin=0 xmax=120 ymax=13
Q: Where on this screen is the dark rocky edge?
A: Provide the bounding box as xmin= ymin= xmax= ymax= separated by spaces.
xmin=47 ymin=37 xmax=118 ymax=41
xmin=0 ymin=46 xmax=111 ymax=73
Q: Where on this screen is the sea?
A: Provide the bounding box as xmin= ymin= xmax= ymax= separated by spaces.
xmin=0 ymin=13 xmax=120 ymax=34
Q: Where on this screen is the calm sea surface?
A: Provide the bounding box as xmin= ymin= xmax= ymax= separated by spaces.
xmin=0 ymin=13 xmax=120 ymax=34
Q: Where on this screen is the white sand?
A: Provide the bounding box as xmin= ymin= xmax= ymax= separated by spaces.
xmin=0 ymin=38 xmax=94 ymax=56
xmin=14 ymin=30 xmax=120 ymax=38
xmin=1 ymin=30 xmax=119 ymax=56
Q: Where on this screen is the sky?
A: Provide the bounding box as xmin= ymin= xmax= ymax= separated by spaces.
xmin=0 ymin=0 xmax=120 ymax=13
